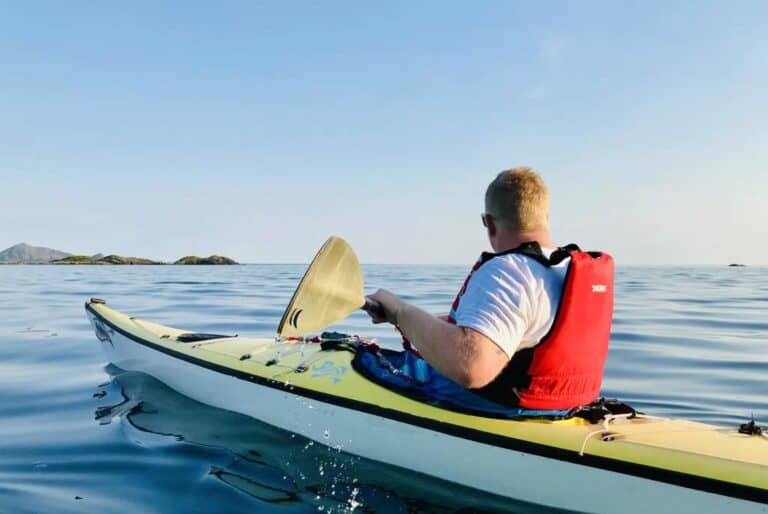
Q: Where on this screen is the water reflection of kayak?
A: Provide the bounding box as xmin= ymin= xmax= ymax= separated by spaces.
xmin=97 ymin=368 xmax=526 ymax=513
xmin=86 ymin=299 xmax=768 ymax=513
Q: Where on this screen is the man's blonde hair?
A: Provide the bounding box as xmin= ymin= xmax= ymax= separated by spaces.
xmin=485 ymin=167 xmax=549 ymax=232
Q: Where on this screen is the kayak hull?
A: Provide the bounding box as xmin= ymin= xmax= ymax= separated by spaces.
xmin=85 ymin=301 xmax=768 ymax=513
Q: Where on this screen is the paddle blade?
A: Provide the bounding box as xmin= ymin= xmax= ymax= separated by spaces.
xmin=277 ymin=236 xmax=365 ymax=337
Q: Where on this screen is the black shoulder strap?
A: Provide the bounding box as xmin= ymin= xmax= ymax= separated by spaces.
xmin=548 ymin=243 xmax=580 ymax=266
xmin=480 ymin=242 xmax=580 ymax=268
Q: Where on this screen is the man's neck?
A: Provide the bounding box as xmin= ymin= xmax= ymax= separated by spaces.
xmin=492 ymin=230 xmax=554 ymax=253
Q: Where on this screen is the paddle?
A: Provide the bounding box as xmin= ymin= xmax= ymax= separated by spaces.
xmin=277 ymin=236 xmax=383 ymax=337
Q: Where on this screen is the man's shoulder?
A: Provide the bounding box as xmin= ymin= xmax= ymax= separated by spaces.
xmin=481 ymin=252 xmax=551 ymax=272
xmin=470 ymin=254 xmax=538 ymax=289
xmin=476 ymin=251 xmax=569 ymax=284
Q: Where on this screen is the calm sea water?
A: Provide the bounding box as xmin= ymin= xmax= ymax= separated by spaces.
xmin=1 ymin=265 xmax=766 ymax=513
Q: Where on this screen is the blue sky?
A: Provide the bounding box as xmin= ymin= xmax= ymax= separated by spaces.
xmin=2 ymin=2 xmax=766 ymax=264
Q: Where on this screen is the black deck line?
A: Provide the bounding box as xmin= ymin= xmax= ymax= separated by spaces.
xmin=85 ymin=302 xmax=768 ymax=505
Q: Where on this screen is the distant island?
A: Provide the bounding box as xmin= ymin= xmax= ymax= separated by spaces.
xmin=0 ymin=242 xmax=71 ymax=263
xmin=0 ymin=243 xmax=238 ymax=265
xmin=51 ymin=255 xmax=162 ymax=265
xmin=728 ymin=263 xmax=746 ymax=267
xmin=174 ymin=255 xmax=238 ymax=265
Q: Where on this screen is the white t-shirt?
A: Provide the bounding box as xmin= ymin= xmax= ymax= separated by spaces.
xmin=452 ymin=248 xmax=570 ymax=358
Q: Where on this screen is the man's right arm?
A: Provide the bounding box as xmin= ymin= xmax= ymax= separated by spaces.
xmin=366 ymin=289 xmax=511 ymax=388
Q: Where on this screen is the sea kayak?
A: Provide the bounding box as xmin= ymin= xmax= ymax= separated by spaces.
xmin=85 ymin=299 xmax=768 ymax=513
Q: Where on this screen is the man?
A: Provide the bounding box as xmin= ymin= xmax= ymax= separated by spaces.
xmin=366 ymin=167 xmax=614 ymax=410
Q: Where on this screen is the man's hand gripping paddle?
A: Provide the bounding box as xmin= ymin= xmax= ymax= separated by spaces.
xmin=277 ymin=236 xmax=384 ymax=337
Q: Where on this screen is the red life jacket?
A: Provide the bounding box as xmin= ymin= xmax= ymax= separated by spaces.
xmin=448 ymin=242 xmax=614 ymax=410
